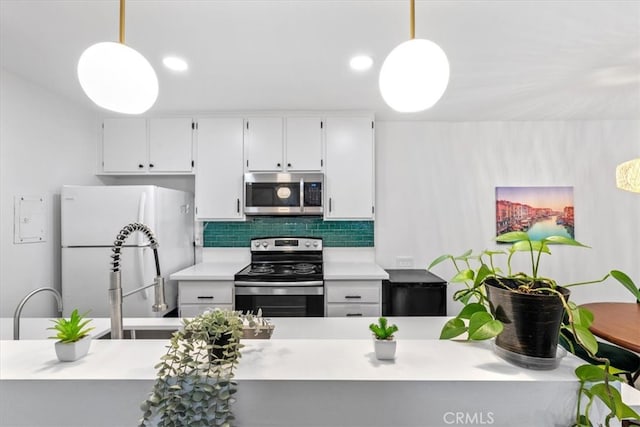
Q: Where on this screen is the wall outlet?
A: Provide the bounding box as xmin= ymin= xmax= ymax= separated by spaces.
xmin=396 ymin=256 xmax=414 ymax=268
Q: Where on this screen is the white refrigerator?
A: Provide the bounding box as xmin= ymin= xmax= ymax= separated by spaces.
xmin=61 ymin=185 xmax=194 ymax=317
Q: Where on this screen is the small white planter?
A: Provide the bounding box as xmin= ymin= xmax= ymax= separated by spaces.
xmin=54 ymin=335 xmax=91 ymax=362
xmin=373 ymin=337 xmax=396 ymax=360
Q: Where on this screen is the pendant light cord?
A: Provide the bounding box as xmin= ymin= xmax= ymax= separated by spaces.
xmin=410 ymin=0 xmax=415 ymax=39
xmin=119 ymin=0 xmax=125 ymax=44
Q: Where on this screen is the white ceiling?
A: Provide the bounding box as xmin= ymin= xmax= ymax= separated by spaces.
xmin=1 ymin=0 xmax=639 ymax=121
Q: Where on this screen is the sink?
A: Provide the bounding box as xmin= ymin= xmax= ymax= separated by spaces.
xmin=96 ymin=328 xmax=177 ymax=340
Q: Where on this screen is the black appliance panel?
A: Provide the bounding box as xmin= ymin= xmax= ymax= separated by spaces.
xmin=382 ymin=269 xmax=447 ymax=316
xmin=303 ymin=182 xmax=322 ymax=207
xmin=235 ymin=294 xmax=324 ymax=317
xmin=246 ymin=182 xmax=300 ymax=208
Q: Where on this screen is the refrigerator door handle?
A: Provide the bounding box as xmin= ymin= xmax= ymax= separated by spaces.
xmin=136 ymin=192 xmax=149 ymax=299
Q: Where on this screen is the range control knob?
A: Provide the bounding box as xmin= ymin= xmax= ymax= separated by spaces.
xmin=313 ymin=242 xmax=319 ymax=248
xmin=305 ymin=241 xmax=311 ymax=248
xmin=254 ymin=241 xmax=261 ymax=248
xmin=261 ymin=241 xmax=268 ymax=248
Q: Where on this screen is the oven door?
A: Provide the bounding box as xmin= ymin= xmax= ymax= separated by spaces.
xmin=235 ymin=283 xmax=324 ymax=317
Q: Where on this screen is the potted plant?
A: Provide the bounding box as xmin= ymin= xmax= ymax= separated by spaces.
xmin=369 ymin=317 xmax=398 ymax=360
xmin=428 ymin=231 xmax=640 ymax=425
xmin=241 ymin=309 xmax=275 ymax=339
xmin=48 ymin=309 xmax=94 ymax=362
xmin=139 ymin=308 xmax=244 ymax=427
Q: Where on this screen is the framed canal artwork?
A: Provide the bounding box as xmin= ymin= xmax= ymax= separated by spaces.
xmin=495 ymin=186 xmax=574 ymax=240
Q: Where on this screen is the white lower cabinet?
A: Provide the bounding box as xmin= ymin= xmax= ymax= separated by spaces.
xmin=178 ymin=280 xmax=234 ymax=317
xmin=325 ymin=280 xmax=381 ymax=317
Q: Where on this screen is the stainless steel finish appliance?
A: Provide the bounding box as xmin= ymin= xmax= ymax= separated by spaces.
xmin=235 ymin=237 xmax=324 ymax=317
xmin=244 ymin=173 xmax=323 ymax=215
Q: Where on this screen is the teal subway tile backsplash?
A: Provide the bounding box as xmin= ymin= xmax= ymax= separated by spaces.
xmin=203 ymin=217 xmax=374 ymax=247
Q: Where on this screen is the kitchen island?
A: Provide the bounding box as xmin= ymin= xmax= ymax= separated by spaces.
xmin=1 ymin=317 xmax=635 ymax=427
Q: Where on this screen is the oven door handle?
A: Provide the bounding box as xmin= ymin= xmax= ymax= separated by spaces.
xmin=234 ymin=281 xmax=323 ymax=287
xmin=235 ymin=286 xmax=324 ymax=296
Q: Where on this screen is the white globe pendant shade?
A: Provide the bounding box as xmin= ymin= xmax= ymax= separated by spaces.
xmin=379 ymin=38 xmax=450 ymax=113
xmin=78 ymin=42 xmax=158 ymax=115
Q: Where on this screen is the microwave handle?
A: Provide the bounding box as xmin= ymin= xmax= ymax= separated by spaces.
xmin=300 ymin=177 xmax=304 ymax=210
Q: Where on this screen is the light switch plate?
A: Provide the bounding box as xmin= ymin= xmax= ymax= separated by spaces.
xmin=14 ymin=195 xmax=46 ymax=244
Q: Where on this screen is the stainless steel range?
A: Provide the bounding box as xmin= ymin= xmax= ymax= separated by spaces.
xmin=234 ymin=237 xmax=324 ymax=317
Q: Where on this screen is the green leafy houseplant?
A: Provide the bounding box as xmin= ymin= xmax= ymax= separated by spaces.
xmin=370 ymin=317 xmax=399 ymax=361
xmin=369 ymin=317 xmax=398 ymax=340
xmin=139 ymin=309 xmax=244 ymax=427
xmin=48 ymin=309 xmax=94 ymax=343
xmin=428 ymin=232 xmax=640 ymax=426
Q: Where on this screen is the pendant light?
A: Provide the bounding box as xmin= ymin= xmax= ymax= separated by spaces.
xmin=77 ymin=0 xmax=158 ymax=115
xmin=379 ymin=0 xmax=449 ymax=113
xmin=616 ymin=158 xmax=640 ymax=193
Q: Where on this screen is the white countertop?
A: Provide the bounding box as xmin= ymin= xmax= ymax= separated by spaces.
xmin=0 ymin=337 xmax=582 ymax=383
xmin=169 ymin=261 xmax=247 ymax=281
xmin=169 ymin=261 xmax=389 ymax=281
xmin=2 ymin=316 xmax=444 ymax=341
xmin=0 ymin=316 xmax=584 ymax=383
xmin=2 ymin=316 xmax=638 ymax=427
xmin=324 ymin=261 xmax=389 ymax=280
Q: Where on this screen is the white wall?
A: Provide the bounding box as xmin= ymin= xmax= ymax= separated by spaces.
xmin=0 ymin=69 xmax=106 ymax=317
xmin=375 ymin=120 xmax=640 ymax=314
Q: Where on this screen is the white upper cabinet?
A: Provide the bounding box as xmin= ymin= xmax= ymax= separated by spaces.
xmin=101 ymin=117 xmax=194 ymax=174
xmin=245 ymin=116 xmax=323 ymax=172
xmin=245 ymin=117 xmax=283 ymax=171
xmin=324 ymin=116 xmax=375 ymax=220
xmin=285 ymin=117 xmax=323 ymax=171
xmin=102 ymin=118 xmax=147 ymax=173
xmin=195 ymin=118 xmax=245 ymax=220
xmin=148 ymin=118 xmax=194 ymax=173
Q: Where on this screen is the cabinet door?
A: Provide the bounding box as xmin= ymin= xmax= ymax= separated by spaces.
xmin=285 ymin=117 xmax=323 ymax=171
xmin=245 ymin=117 xmax=283 ymax=171
xmin=102 ymin=118 xmax=147 ymax=173
xmin=195 ymin=118 xmax=244 ymax=220
xmin=148 ymin=118 xmax=193 ymax=172
xmin=325 ymin=117 xmax=375 ymax=219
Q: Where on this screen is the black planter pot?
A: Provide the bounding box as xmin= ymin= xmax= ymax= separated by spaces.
xmin=484 ymin=278 xmax=570 ymax=367
xmin=209 ymin=332 xmax=232 ymax=364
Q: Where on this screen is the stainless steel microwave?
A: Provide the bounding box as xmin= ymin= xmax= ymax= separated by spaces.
xmin=244 ymin=172 xmax=323 ymax=215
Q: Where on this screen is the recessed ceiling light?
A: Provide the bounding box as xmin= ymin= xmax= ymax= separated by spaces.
xmin=350 ymin=55 xmax=373 ymax=71
xmin=162 ymin=56 xmax=188 ymax=72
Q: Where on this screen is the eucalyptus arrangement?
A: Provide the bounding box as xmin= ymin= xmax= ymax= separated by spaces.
xmin=139 ymin=309 xmax=244 ymax=427
xmin=428 ymin=231 xmax=640 ymax=425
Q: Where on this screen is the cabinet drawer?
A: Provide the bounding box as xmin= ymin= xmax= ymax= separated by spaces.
xmin=179 ymin=281 xmax=233 ymax=304
xmin=326 ymin=303 xmax=380 ymax=318
xmin=180 ymin=304 xmax=233 ymax=318
xmin=326 ymin=285 xmax=380 ymax=303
